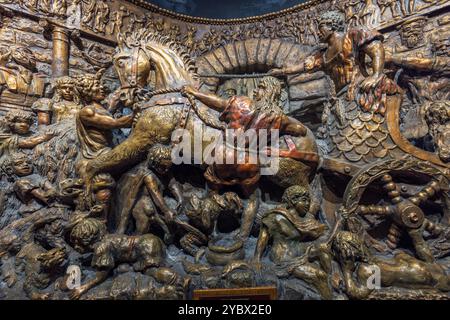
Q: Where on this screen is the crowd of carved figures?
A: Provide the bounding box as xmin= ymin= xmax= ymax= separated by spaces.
xmin=0 ymin=0 xmax=449 ymax=300
xmin=1 ymin=0 xmax=447 ymax=56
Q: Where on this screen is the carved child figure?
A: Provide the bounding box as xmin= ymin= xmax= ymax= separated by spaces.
xmin=32 ymin=76 xmax=81 ymax=125
xmin=16 ymin=244 xmax=67 ymax=300
xmin=0 ymin=209 xmax=61 ymax=289
xmin=1 ymin=153 xmax=62 ymax=259
xmin=0 ymin=110 xmax=54 ymax=166
xmin=9 ymin=153 xmax=55 ymax=203
xmin=1 ymin=152 xmax=56 ymax=221
xmin=180 ymin=191 xmax=243 ymax=257
xmin=68 ymin=218 xmax=189 ymax=299
xmin=116 ymin=144 xmax=184 ymax=239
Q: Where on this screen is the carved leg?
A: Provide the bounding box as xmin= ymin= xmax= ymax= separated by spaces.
xmin=117 ymin=184 xmax=144 ymax=234
xmin=238 ymin=190 xmax=260 ymax=241
xmin=84 ymin=132 xmax=153 ymax=193
xmin=153 ymin=213 xmax=172 ymax=244
xmin=143 ymin=173 xmax=177 ymax=222
xmin=340 ymin=262 xmax=372 ymax=299
xmin=132 ymin=200 xmax=153 ymax=235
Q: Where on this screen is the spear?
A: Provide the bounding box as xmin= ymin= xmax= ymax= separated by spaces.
xmin=198 ymin=72 xmax=281 ymax=79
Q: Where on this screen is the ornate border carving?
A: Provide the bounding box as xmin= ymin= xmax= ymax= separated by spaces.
xmin=125 ymin=0 xmax=328 ymax=25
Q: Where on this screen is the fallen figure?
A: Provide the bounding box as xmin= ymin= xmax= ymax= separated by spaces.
xmin=67 ymin=217 xmax=190 ymax=299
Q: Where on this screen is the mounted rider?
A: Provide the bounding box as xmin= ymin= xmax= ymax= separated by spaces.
xmin=269 ymin=10 xmax=404 ymax=172
xmin=182 ymin=76 xmax=316 ymax=196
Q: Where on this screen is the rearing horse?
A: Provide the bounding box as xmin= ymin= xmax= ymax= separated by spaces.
xmin=84 ymin=29 xmax=319 ymax=209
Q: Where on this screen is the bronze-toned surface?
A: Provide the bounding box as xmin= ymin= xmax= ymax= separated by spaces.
xmin=0 ymin=0 xmax=448 ymax=300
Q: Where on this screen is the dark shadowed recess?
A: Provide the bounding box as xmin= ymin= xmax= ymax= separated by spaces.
xmin=144 ymin=0 xmax=309 ymax=19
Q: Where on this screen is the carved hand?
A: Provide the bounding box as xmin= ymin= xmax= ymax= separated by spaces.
xmin=89 ymin=204 xmax=105 ymax=216
xmin=268 ymin=68 xmax=285 ymax=76
xmin=44 ymin=130 xmax=57 ymax=140
xmin=361 ymin=73 xmax=384 ymax=92
xmin=107 ymin=89 xmax=123 ymax=112
xmin=69 ymin=287 xmax=85 ymax=300
xmin=33 ymin=292 xmax=51 ymax=300
xmin=181 ymin=85 xmax=197 ymax=97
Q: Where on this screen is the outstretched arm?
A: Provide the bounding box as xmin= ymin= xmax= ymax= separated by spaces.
xmin=269 ymin=62 xmax=306 ymax=76
xmin=18 ymin=132 xmax=55 ymax=149
xmin=79 ymin=107 xmax=132 ymax=130
xmin=386 ymin=52 xmax=448 ymax=73
xmin=70 ymin=270 xmax=109 ymax=300
xmin=182 ymin=86 xmax=228 ymax=112
xmin=268 ymin=53 xmax=323 ymax=76
xmin=253 ymin=225 xmax=270 ymax=263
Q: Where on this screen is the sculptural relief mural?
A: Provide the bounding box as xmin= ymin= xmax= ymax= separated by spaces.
xmin=0 ymin=0 xmax=448 ymax=300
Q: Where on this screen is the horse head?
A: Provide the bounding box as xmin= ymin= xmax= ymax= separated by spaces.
xmin=113 ymin=29 xmax=199 ymax=105
xmin=114 ymin=33 xmax=152 ymax=91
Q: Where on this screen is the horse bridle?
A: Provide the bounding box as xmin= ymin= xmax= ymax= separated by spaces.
xmin=117 ymin=45 xmax=148 ymax=90
xmin=115 ymin=43 xmax=227 ymax=133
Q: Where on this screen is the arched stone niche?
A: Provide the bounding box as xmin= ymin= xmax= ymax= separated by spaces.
xmin=197 ymin=38 xmax=332 ymax=129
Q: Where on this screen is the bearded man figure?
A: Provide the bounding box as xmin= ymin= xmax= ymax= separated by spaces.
xmin=270 ymin=10 xmax=404 ymax=170
xmin=182 ymin=76 xmax=308 ymax=196
xmin=183 ymin=76 xmax=311 ymax=243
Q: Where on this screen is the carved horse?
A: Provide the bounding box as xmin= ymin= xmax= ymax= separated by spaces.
xmin=83 ymin=30 xmax=319 ymax=237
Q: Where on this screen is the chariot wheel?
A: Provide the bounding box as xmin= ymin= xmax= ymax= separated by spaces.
xmin=335 ymin=156 xmax=450 ymax=262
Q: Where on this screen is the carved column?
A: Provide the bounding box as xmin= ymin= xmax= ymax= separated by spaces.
xmin=51 ymin=26 xmax=70 ymax=78
xmin=39 ymin=19 xmax=71 ymax=78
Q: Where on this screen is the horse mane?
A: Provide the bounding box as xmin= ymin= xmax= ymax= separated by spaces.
xmin=122 ymin=28 xmax=198 ymax=80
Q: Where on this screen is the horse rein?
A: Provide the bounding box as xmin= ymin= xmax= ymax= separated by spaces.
xmin=129 ymin=86 xmax=226 ymax=134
